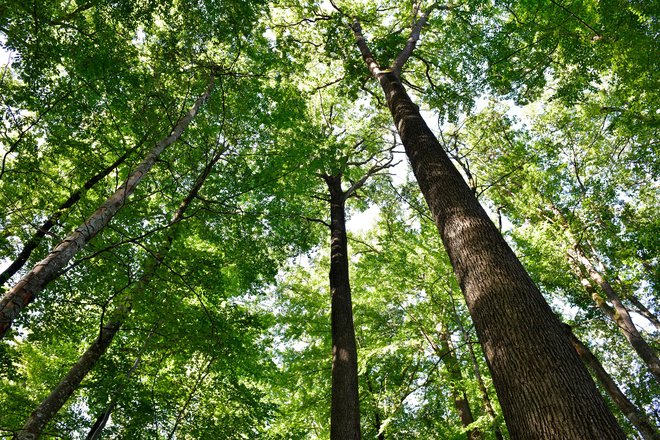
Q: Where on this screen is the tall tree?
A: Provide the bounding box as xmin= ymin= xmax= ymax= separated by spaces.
xmin=340 ymin=4 xmax=625 ymax=438
xmin=12 ymin=147 xmax=223 ymax=439
xmin=565 ymin=324 xmax=660 ymax=440
xmin=0 ymin=140 xmax=139 ymax=287
xmin=322 ymin=154 xmax=391 ymax=440
xmin=0 ymin=73 xmax=215 ymax=338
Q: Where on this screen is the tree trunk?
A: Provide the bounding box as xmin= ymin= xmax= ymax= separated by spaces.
xmin=464 ymin=336 xmax=504 ymax=440
xmin=14 ymin=318 xmax=123 ymax=440
xmin=12 ymin=151 xmax=221 ymax=439
xmin=565 ymin=325 xmax=660 ymax=440
xmin=437 ymin=329 xmax=482 ymax=440
xmin=0 ymin=141 xmax=139 ymax=287
xmin=86 ymin=324 xmax=156 ymax=440
xmin=325 ymin=174 xmax=361 ymax=440
xmin=0 ymin=75 xmax=214 ymax=339
xmin=86 ymin=401 xmax=116 ymax=440
xmin=448 ymin=290 xmax=504 ymax=440
xmin=628 ymin=295 xmax=660 ymax=331
xmin=373 ymin=70 xmax=624 ymax=439
xmin=570 ymin=247 xmax=660 ymax=382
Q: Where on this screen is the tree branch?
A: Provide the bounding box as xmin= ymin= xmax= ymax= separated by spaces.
xmin=350 ymin=20 xmax=384 ymax=77
xmin=344 ymin=154 xmax=394 ymax=200
xmin=391 ymin=2 xmax=452 ymax=75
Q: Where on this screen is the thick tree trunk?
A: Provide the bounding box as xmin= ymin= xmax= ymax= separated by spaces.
xmin=565 ymin=325 xmax=660 ymax=440
xmin=0 ymin=142 xmax=138 ymax=287
xmin=12 ymin=152 xmax=221 ymax=439
xmin=325 ymin=174 xmax=361 ymax=440
xmin=374 ymin=71 xmax=624 ymax=439
xmin=437 ymin=330 xmax=482 ymax=440
xmin=570 ymin=247 xmax=660 ymax=382
xmin=0 ymin=76 xmax=214 ymax=339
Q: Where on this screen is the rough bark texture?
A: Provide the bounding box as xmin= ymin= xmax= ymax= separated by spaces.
xmin=14 ymin=318 xmax=123 ymax=440
xmin=571 ymin=247 xmax=660 ymax=382
xmin=438 ymin=330 xmax=482 ymax=440
xmin=0 ymin=143 xmax=137 ymax=287
xmin=566 ymin=325 xmax=660 ymax=440
xmin=325 ymin=174 xmax=361 ymax=440
xmin=374 ymin=69 xmax=625 ymax=438
xmin=12 ymin=150 xmax=221 ymax=439
xmin=0 ymin=77 xmax=214 ymax=339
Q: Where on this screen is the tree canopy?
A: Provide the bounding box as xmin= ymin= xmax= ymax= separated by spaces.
xmin=0 ymin=0 xmax=657 ymax=438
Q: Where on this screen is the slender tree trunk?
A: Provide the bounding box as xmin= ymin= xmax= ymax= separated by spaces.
xmin=349 ymin=17 xmax=625 ymax=437
xmin=570 ymin=247 xmax=660 ymax=382
xmin=628 ymin=296 xmax=660 ymax=331
xmin=464 ymin=335 xmax=505 ymax=440
xmin=325 ymin=174 xmax=361 ymax=440
xmin=12 ymin=152 xmax=221 ymax=439
xmin=86 ymin=401 xmax=116 ymax=440
xmin=14 ymin=318 xmax=124 ymax=440
xmin=565 ymin=325 xmax=660 ymax=440
xmin=0 ymin=75 xmax=214 ymax=339
xmin=0 ymin=141 xmax=139 ymax=287
xmin=86 ymin=324 xmax=156 ymax=440
xmin=166 ymin=356 xmax=214 ymax=440
xmin=437 ymin=330 xmax=482 ymax=440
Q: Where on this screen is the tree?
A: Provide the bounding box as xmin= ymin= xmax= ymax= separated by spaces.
xmin=0 ymin=74 xmax=215 ymax=338
xmin=438 ymin=100 xmax=658 ymax=437
xmin=565 ymin=324 xmax=660 ymax=440
xmin=1 ymin=0 xmax=657 ymax=437
xmin=339 ymin=4 xmax=625 ymax=438
xmin=12 ymin=147 xmax=223 ymax=439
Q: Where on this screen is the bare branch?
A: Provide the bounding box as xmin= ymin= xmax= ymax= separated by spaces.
xmin=391 ymin=2 xmax=453 ymax=75
xmin=303 ymin=216 xmax=331 ymax=228
xmin=344 ymin=153 xmax=395 ymax=200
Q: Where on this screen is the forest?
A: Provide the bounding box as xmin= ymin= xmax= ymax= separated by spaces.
xmin=0 ymin=0 xmax=658 ymax=438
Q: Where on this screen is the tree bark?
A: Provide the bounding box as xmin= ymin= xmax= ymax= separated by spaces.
xmin=12 ymin=151 xmax=221 ymax=439
xmin=0 ymin=141 xmax=139 ymax=287
xmin=350 ymin=17 xmax=625 ymax=439
xmin=325 ymin=174 xmax=361 ymax=440
xmin=0 ymin=75 xmax=214 ymax=339
xmin=570 ymin=246 xmax=660 ymax=382
xmin=565 ymin=325 xmax=660 ymax=440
